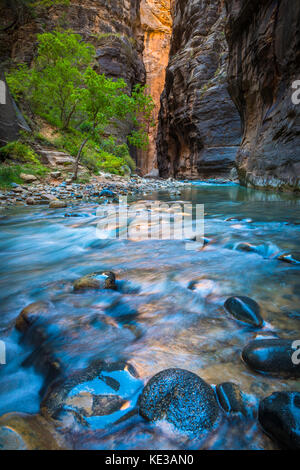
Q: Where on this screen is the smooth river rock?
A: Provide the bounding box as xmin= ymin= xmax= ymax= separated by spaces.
xmin=139 ymin=368 xmax=220 ymax=436
xmin=242 ymin=339 xmax=300 ymax=378
xmin=73 ymin=271 xmax=116 ymax=291
xmin=259 ymin=392 xmax=300 ymax=449
xmin=215 ymin=382 xmax=248 ymax=416
xmin=224 ymin=296 xmax=263 ymax=327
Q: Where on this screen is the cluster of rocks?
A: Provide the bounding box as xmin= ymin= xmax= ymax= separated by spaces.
xmin=138 ymin=294 xmax=300 ymax=449
xmin=2 ymin=259 xmax=300 ymax=450
xmin=0 ymin=174 xmax=189 ymax=209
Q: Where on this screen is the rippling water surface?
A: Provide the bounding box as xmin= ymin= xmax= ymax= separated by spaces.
xmin=0 ymin=182 xmax=299 ymax=449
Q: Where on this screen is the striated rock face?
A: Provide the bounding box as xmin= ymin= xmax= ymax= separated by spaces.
xmin=137 ymin=0 xmax=173 ymax=175
xmin=157 ymin=0 xmax=242 ymax=179
xmin=225 ymin=0 xmax=300 ymax=191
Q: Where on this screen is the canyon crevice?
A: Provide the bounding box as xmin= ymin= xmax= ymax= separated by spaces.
xmin=137 ymin=0 xmax=173 ymax=175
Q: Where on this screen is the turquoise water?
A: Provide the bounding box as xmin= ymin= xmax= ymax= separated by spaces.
xmin=0 ymin=182 xmax=299 ymax=449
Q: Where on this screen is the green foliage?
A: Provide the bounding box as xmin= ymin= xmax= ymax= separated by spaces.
xmin=6 ymin=30 xmax=154 ymax=177
xmin=0 ymin=166 xmax=23 ymax=188
xmin=100 ymin=137 xmax=136 ymax=172
xmin=127 ymin=84 xmax=155 ymax=150
xmin=7 ymin=31 xmax=95 ymax=130
xmin=23 ymin=0 xmax=70 ymax=8
xmin=0 ymin=141 xmax=49 ymax=184
xmin=0 ymin=141 xmax=39 ymax=164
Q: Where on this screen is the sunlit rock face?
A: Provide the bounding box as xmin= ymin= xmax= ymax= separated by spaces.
xmin=137 ymin=0 xmax=173 ymax=175
xmin=225 ymin=0 xmax=300 ymax=191
xmin=157 ymin=0 xmax=242 ymax=179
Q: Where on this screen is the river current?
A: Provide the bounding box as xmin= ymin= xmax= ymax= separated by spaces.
xmin=0 ymin=181 xmax=299 ymax=449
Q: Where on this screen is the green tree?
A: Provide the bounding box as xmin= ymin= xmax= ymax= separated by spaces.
xmin=7 ymin=30 xmax=155 ymax=179
xmin=72 ymin=68 xmax=130 ymax=179
xmin=7 ymin=31 xmax=95 ymax=129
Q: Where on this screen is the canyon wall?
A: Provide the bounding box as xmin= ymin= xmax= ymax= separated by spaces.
xmin=137 ymin=0 xmax=172 ymax=175
xmin=157 ymin=0 xmax=242 ymax=179
xmin=225 ymin=0 xmax=300 ymax=190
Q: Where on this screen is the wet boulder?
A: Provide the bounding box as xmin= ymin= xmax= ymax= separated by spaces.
xmin=215 ymin=382 xmax=249 ymax=416
xmin=258 ymin=392 xmax=300 ymax=449
xmin=224 ymin=296 xmax=263 ymax=327
xmin=242 ymin=339 xmax=300 ymax=378
xmin=277 ymin=252 xmax=300 ymax=265
xmin=0 ymin=412 xmax=66 ymax=450
xmin=73 ymin=271 xmax=116 ymax=291
xmin=139 ymin=368 xmax=220 ymax=436
xmin=15 ymin=301 xmax=51 ymax=332
xmin=49 ymin=200 xmax=67 ymax=209
xmin=41 ymin=359 xmax=142 ymax=429
xmin=235 ymin=242 xmax=258 ymax=253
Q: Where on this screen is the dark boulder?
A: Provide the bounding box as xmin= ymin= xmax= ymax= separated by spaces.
xmin=139 ymin=368 xmax=220 ymax=435
xmin=242 ymin=339 xmax=300 ymax=378
xmin=216 ymin=382 xmax=248 ymax=416
xmin=259 ymin=392 xmax=300 ymax=449
xmin=224 ymin=296 xmax=263 ymax=327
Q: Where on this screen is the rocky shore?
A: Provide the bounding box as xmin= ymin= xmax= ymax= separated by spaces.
xmin=0 ymin=173 xmax=190 ymax=209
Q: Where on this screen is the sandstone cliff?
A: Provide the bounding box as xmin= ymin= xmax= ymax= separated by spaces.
xmin=225 ymin=0 xmax=300 ymax=190
xmin=157 ymin=0 xmax=242 ymax=179
xmin=137 ymin=0 xmax=172 ymax=175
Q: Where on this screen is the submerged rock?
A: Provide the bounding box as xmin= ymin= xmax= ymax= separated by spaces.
xmin=224 ymin=296 xmax=263 ymax=327
xmin=73 ymin=271 xmax=116 ymax=291
xmin=100 ymin=189 xmax=115 ymax=198
xmin=41 ymin=359 xmax=141 ymax=423
xmin=215 ymin=382 xmax=248 ymax=416
xmin=235 ymin=242 xmax=258 ymax=253
xmin=242 ymin=339 xmax=300 ymax=378
xmin=139 ymin=368 xmax=220 ymax=436
xmin=277 ymin=252 xmax=300 ymax=265
xmin=259 ymin=392 xmax=300 ymax=449
xmin=0 ymin=412 xmax=66 ymax=450
xmin=15 ymin=301 xmax=51 ymax=332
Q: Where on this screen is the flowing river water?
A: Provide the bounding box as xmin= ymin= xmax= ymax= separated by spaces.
xmin=0 ymin=181 xmax=299 ymax=450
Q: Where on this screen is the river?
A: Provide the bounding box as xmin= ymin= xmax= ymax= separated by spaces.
xmin=0 ymin=181 xmax=299 ymax=449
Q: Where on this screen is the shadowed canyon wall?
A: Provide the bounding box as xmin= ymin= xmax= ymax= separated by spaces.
xmin=225 ymin=0 xmax=300 ymax=190
xmin=157 ymin=0 xmax=242 ymax=179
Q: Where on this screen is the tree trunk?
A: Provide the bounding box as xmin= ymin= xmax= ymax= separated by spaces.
xmin=73 ymin=136 xmax=89 ymax=180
